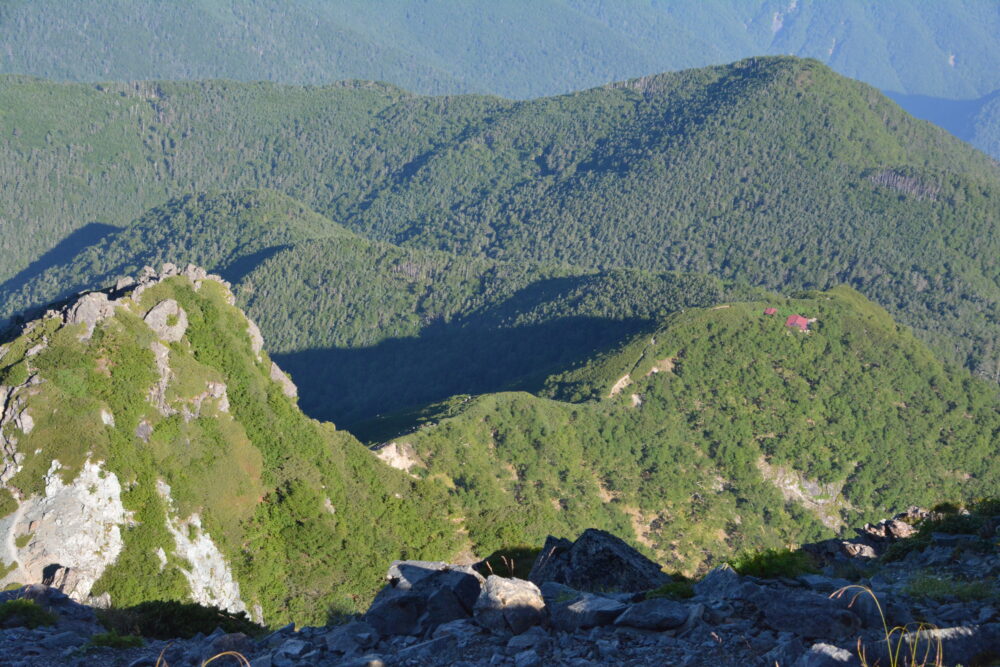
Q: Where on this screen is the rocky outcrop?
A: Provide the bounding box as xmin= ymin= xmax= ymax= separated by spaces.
xmin=757 ymin=457 xmax=851 ymax=530
xmin=246 ymin=317 xmax=265 ymax=361
xmin=144 ymin=298 xmax=188 ymax=342
xmin=0 ymin=460 xmax=130 ymax=600
xmin=365 ymin=560 xmax=485 ymax=637
xmin=0 ymin=374 xmax=38 ymax=486
xmin=375 ymin=441 xmax=423 ymax=474
xmin=63 ymin=292 xmax=119 ymax=340
xmin=269 ymin=361 xmax=297 ymax=398
xmin=529 ymin=529 xmax=670 ymax=592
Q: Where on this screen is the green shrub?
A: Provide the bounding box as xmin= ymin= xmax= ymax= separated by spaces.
xmin=905 ymin=572 xmax=996 ymax=602
xmin=86 ymin=631 xmax=144 ymax=649
xmin=0 ymin=599 xmax=58 ymax=628
xmin=931 ymin=501 xmax=962 ymax=514
xmin=97 ymin=601 xmax=265 ymax=639
xmin=925 ymin=513 xmax=985 ymax=536
xmin=646 ymin=578 xmax=695 ymax=600
xmin=729 ymin=548 xmax=818 ymax=579
xmin=971 ymin=497 xmax=1000 ymax=516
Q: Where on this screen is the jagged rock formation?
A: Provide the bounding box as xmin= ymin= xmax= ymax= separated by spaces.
xmin=529 ymin=529 xmax=670 ymax=593
xmin=0 ymin=264 xmax=320 ymax=617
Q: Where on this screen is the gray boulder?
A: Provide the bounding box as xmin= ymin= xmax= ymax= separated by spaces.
xmin=474 ymin=576 xmax=545 ymax=635
xmin=862 ymin=623 xmax=1000 ymax=667
xmin=64 ymin=291 xmax=117 ymax=339
xmin=798 ymin=574 xmax=853 ymax=593
xmin=528 ymin=529 xmax=669 ymax=593
xmin=144 ymin=299 xmax=188 ymax=342
xmin=793 ymin=642 xmax=859 ymax=666
xmin=366 ymin=561 xmax=484 ymax=636
xmin=545 ymin=587 xmax=626 ymax=632
xmin=754 ymin=589 xmax=862 ymax=640
xmin=614 ymin=598 xmax=690 ymax=631
xmin=324 ymin=621 xmax=379 ymax=656
xmin=506 ymin=626 xmax=550 ymax=652
xmin=366 ymin=592 xmax=426 ymax=636
xmin=693 ymin=564 xmax=743 ymax=599
xmin=762 ymin=637 xmax=809 ymax=666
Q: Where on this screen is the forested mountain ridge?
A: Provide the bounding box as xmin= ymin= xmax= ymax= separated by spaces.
xmin=0 ymin=189 xmax=730 ymax=430
xmin=387 ymin=287 xmax=1000 ymax=573
xmin=2 ymin=57 xmax=999 ymax=384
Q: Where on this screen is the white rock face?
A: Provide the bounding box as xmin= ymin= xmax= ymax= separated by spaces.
xmin=376 ymin=442 xmax=423 ymax=474
xmin=246 ymin=318 xmax=264 ymax=361
xmin=0 ymin=460 xmax=130 ymax=601
xmin=1 ymin=379 xmax=36 ymax=485
xmin=156 ymin=481 xmax=247 ymax=614
xmin=269 ymin=362 xmax=297 ymax=398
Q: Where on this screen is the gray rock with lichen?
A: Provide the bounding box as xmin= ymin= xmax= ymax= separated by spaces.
xmin=144 ymin=299 xmax=188 ymax=342
xmin=63 ymin=292 xmax=117 ymax=340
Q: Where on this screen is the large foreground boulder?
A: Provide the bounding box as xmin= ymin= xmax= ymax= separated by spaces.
xmin=752 ymin=589 xmax=862 ymax=640
xmin=614 ymin=598 xmax=691 ymax=631
xmin=365 ymin=561 xmax=484 ymax=636
xmin=473 ymin=576 xmax=545 ymax=635
xmin=540 ymin=582 xmax=627 ymax=632
xmin=528 ymin=529 xmax=669 ymax=593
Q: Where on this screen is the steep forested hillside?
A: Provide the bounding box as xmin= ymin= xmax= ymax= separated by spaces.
xmin=0 ymin=189 xmax=728 ymax=428
xmin=2 ymin=58 xmax=999 ymax=385
xmin=4 ymin=268 xmax=997 ymax=623
xmin=389 ymin=288 xmax=1000 ymax=573
xmin=0 ymin=269 xmax=466 ymax=625
xmin=3 ymin=0 xmax=999 ymax=99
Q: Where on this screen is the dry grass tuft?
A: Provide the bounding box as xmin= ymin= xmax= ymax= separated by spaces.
xmin=831 ymin=585 xmax=943 ymax=667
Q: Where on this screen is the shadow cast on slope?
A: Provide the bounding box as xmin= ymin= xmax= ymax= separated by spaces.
xmin=219 ymin=245 xmax=291 ymax=285
xmin=0 ymin=222 xmax=119 ymax=296
xmin=274 ymin=315 xmax=651 ymax=441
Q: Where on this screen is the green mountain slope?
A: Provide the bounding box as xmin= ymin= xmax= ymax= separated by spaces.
xmin=2 ymin=1 xmax=999 ymax=99
xmin=0 ymin=189 xmax=728 ymax=429
xmin=2 ymin=269 xmax=997 ymax=620
xmin=387 ymin=287 xmax=1000 ymax=572
xmin=4 ymin=57 xmax=998 ymax=383
xmin=0 ymin=269 xmax=460 ymax=625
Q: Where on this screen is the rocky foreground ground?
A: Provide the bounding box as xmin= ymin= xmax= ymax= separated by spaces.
xmin=1 ymin=508 xmax=999 ymax=667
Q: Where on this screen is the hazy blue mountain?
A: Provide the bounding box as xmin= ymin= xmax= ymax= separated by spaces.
xmin=2 ymin=0 xmax=998 ymax=99
xmin=887 ymin=89 xmax=1000 ymax=160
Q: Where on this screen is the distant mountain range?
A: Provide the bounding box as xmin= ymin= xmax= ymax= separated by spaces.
xmin=3 ymin=0 xmax=999 ymax=99
xmin=3 ymin=0 xmax=1000 ymax=159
